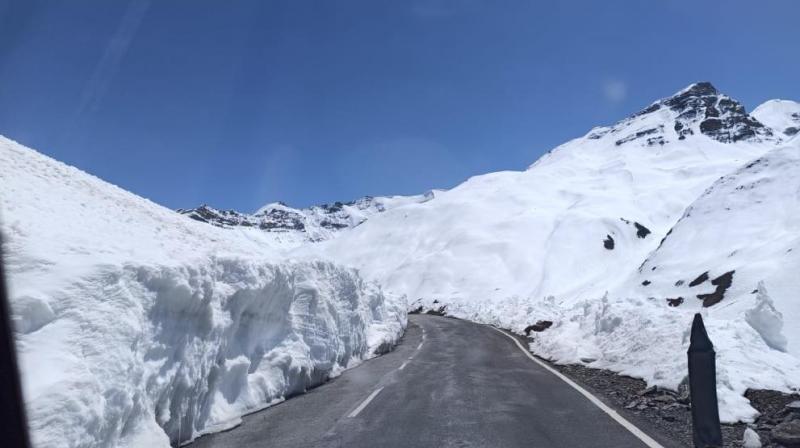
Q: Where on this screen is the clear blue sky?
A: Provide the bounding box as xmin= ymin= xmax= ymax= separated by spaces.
xmin=1 ymin=0 xmax=798 ymax=211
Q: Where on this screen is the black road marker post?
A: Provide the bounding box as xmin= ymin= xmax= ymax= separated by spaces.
xmin=0 ymin=234 xmax=32 ymax=448
xmin=688 ymin=313 xmax=723 ymax=448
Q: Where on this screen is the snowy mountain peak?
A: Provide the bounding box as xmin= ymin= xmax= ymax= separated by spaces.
xmin=585 ymin=82 xmax=779 ymax=149
xmin=674 ymin=81 xmax=718 ymax=97
xmin=642 ymin=81 xmax=775 ymax=144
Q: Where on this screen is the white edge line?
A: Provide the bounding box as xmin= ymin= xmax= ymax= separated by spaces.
xmin=417 ymin=341 xmax=424 ymax=350
xmin=347 ymin=387 xmax=385 ymax=418
xmin=489 ymin=326 xmax=665 ymax=448
xmin=398 ymin=360 xmax=409 ymax=371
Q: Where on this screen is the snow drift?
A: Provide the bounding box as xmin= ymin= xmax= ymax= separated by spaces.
xmin=0 ymin=136 xmax=406 ymax=447
xmin=303 ymin=84 xmax=800 ymax=422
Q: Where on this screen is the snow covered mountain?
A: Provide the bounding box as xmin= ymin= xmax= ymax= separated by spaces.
xmin=752 ymin=99 xmax=800 ymax=137
xmin=178 ymin=192 xmax=436 ymax=244
xmin=0 ymin=136 xmax=406 ymax=448
xmin=314 ymin=82 xmax=784 ymax=304
xmin=299 ymin=83 xmax=799 ymax=422
xmin=2 ymin=80 xmax=798 ymax=448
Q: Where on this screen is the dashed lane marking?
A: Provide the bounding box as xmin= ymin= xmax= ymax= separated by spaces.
xmin=347 ymin=387 xmax=385 ymax=418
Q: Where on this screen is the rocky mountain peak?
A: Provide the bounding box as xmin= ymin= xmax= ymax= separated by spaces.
xmin=606 ymin=82 xmax=777 ymax=147
xmin=179 ymin=192 xmax=436 ymax=242
xmin=660 ymin=82 xmax=775 ymax=143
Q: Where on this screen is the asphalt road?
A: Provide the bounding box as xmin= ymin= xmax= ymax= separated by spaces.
xmin=191 ymin=315 xmax=675 ymax=448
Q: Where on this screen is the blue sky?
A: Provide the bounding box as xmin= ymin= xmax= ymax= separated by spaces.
xmin=1 ymin=0 xmax=798 ymax=211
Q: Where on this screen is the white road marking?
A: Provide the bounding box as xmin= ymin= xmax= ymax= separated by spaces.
xmin=347 ymin=387 xmax=385 ymax=418
xmin=417 ymin=341 xmax=424 ymax=350
xmin=398 ymin=360 xmax=410 ymax=371
xmin=489 ymin=326 xmax=665 ymax=448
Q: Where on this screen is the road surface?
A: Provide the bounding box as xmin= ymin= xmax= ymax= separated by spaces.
xmin=191 ymin=314 xmax=677 ymax=448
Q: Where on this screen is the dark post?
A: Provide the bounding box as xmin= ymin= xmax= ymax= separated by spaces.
xmin=688 ymin=313 xmax=722 ymax=448
xmin=0 ymin=235 xmax=32 ymax=447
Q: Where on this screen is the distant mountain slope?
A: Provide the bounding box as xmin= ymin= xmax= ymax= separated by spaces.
xmin=170 ymin=82 xmax=798 ymax=423
xmin=316 ymin=83 xmax=782 ymax=305
xmin=300 ymin=82 xmax=798 ymax=422
xmin=628 ymin=143 xmax=799 ymax=352
xmin=179 ymin=192 xmax=436 ymax=243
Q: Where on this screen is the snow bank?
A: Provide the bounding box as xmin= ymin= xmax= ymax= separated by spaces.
xmin=0 ymin=136 xmax=406 ymax=447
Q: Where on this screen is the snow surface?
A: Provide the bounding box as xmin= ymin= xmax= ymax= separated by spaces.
xmin=0 ymin=136 xmax=406 ymax=448
xmin=752 ymin=99 xmax=800 ymax=137
xmin=303 ymin=84 xmax=800 ymax=422
xmin=743 ymin=427 xmax=762 ymax=448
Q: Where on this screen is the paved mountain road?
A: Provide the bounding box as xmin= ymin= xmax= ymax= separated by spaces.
xmin=191 ymin=315 xmax=679 ymax=448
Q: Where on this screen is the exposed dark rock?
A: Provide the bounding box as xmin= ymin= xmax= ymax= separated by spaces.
xmin=258 ymin=208 xmax=306 ymax=231
xmin=409 ymin=306 xmax=423 ymax=315
xmin=786 ymin=127 xmax=799 ymax=136
xmin=552 ymin=362 xmax=746 ymax=447
xmin=700 ymin=118 xmax=723 ymax=133
xmin=552 ymin=366 xmax=795 ymax=447
xmin=425 ymin=306 xmax=447 ymax=316
xmin=634 ymin=222 xmax=651 ymax=239
xmin=696 ymin=270 xmax=735 ymax=307
xmin=615 ymin=126 xmax=663 ymax=146
xmin=372 ymin=340 xmax=396 ymax=355
xmin=642 ymin=280 xmax=651 ymax=286
xmin=667 ymin=297 xmax=684 ymax=307
xmin=747 ymin=389 xmax=800 ymax=419
xmin=318 ymin=220 xmax=349 ymax=230
xmin=645 ymin=82 xmax=776 ymax=144
xmin=632 ymin=103 xmax=661 ymax=118
xmin=524 ymin=320 xmax=553 ymax=335
xmin=603 ymin=235 xmax=615 ymax=250
xmin=620 ymin=217 xmax=651 ymax=238
xmin=178 ymin=193 xmax=435 ymax=241
xmin=587 ymin=128 xmax=610 ymax=139
xmin=675 ymin=280 xmax=685 ymax=286
xmin=689 ymin=271 xmax=710 ymax=287
xmin=657 ymin=228 xmax=673 ymax=248
xmin=771 ymin=420 xmax=800 ymax=446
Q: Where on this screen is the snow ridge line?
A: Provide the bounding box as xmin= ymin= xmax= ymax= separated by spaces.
xmin=489 ymin=326 xmax=665 ymax=448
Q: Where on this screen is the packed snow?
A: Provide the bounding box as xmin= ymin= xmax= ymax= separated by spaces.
xmin=752 ymin=99 xmax=800 ymax=137
xmin=300 ymin=83 xmax=800 ymax=422
xmin=0 ymin=136 xmax=406 ymax=448
xmin=743 ymin=427 xmax=762 ymax=448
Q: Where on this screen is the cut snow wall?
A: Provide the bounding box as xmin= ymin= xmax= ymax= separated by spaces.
xmin=12 ymin=258 xmax=405 ymax=448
